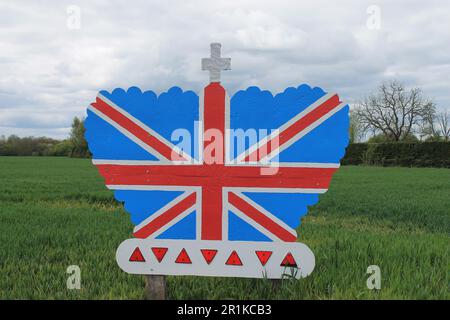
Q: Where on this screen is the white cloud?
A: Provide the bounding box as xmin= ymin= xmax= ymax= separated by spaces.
xmin=0 ymin=0 xmax=449 ymax=138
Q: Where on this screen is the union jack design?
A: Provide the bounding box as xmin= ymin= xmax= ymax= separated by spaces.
xmin=85 ymin=43 xmax=349 ymax=278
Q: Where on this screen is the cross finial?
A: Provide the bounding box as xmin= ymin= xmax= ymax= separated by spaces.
xmin=201 ymin=43 xmax=231 ymax=83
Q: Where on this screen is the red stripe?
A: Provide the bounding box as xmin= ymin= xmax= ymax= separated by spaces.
xmin=92 ymin=97 xmax=186 ymax=161
xmin=203 ymin=83 xmax=226 ymax=164
xmin=228 ymin=192 xmax=297 ymax=242
xmin=96 ymin=164 xmax=336 ymax=189
xmin=133 ymin=192 xmax=197 ymax=238
xmin=201 ymin=83 xmax=227 ymax=240
xmin=201 ymin=186 xmax=222 ymax=240
xmin=244 ymin=94 xmax=341 ymax=162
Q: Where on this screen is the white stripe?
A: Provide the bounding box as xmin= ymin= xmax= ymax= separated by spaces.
xmin=93 ymin=159 xmax=197 ymax=166
xmin=93 ymin=159 xmax=160 ymax=166
xmin=106 ymin=185 xmax=201 ymax=192
xmin=224 ymin=162 xmax=340 ymax=168
xmin=133 ymin=191 xmax=196 ymax=233
xmin=196 ymin=188 xmax=202 ymax=240
xmin=107 ymin=185 xmax=327 ymax=194
xmin=198 ymin=89 xmax=204 ymax=164
xmin=270 ymin=162 xmax=340 ymax=168
xmin=93 ymin=159 xmax=339 ymax=168
xmin=224 ymin=92 xmax=231 ymax=164
xmin=227 ymin=187 xmax=328 ymax=194
xmin=232 ymin=191 xmax=298 ymax=238
xmin=222 ymin=188 xmax=229 ymax=241
xmin=96 ymin=94 xmax=194 ymax=163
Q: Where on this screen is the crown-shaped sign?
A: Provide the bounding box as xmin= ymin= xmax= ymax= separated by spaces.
xmin=85 ymin=43 xmax=349 ymax=279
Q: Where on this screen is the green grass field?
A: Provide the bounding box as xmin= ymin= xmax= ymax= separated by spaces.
xmin=0 ymin=157 xmax=448 ymax=299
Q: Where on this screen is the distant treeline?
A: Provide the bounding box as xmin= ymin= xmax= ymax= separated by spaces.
xmin=0 ymin=135 xmax=69 ymax=156
xmin=1 ymin=112 xmax=450 ymax=168
xmin=2 ymin=132 xmax=449 ymax=168
xmin=0 ymin=117 xmax=90 ymax=158
xmin=342 ymin=142 xmax=450 ymax=168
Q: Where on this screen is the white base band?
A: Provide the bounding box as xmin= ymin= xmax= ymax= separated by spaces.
xmin=116 ymin=239 xmax=315 ymax=279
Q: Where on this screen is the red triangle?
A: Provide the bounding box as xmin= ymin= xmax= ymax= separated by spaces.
xmin=280 ymin=252 xmax=297 ymax=267
xmin=255 ymin=250 xmax=272 ymax=266
xmin=225 ymin=250 xmax=243 ymax=266
xmin=151 ymin=247 xmax=168 ymax=263
xmin=175 ymin=248 xmax=192 ymax=264
xmin=129 ymin=247 xmax=145 ymax=262
xmin=201 ymin=249 xmax=218 ymax=265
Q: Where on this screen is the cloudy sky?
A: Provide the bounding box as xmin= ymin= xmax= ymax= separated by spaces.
xmin=1 ymin=0 xmax=449 ymax=139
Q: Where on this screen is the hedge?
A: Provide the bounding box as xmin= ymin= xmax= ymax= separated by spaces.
xmin=341 ymin=142 xmax=450 ymax=168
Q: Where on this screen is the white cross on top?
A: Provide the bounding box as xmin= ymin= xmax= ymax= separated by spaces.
xmin=201 ymin=43 xmax=231 ymax=83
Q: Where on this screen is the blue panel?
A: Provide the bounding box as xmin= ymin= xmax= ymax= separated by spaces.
xmin=242 ymin=192 xmax=320 ymax=229
xmin=85 ymin=109 xmax=159 ymax=161
xmin=85 ymin=86 xmax=201 ymax=237
xmin=97 ymin=86 xmax=200 ymax=160
xmin=114 ymin=190 xmax=183 ymax=225
xmin=229 ymin=84 xmax=328 ymax=159
xmin=229 ymin=84 xmax=349 ymax=163
xmin=157 ymin=210 xmax=196 ymax=240
xmin=228 ymin=211 xmax=271 ymax=242
xmin=277 ymin=106 xmax=350 ymax=163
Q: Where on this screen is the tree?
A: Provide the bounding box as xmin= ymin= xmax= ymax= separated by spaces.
xmin=368 ymin=132 xmax=418 ymax=143
xmin=419 ymin=107 xmax=439 ymax=141
xmin=69 ymin=117 xmax=90 ymax=157
xmin=437 ymin=111 xmax=450 ymax=142
xmin=354 ymin=81 xmax=435 ymax=141
xmin=349 ymin=110 xmax=365 ymax=143
xmin=420 ymin=110 xmax=450 ymax=141
xmin=0 ymin=135 xmax=60 ymax=156
xmin=50 ymin=140 xmax=73 ymax=156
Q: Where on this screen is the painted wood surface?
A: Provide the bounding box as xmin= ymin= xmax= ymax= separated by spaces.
xmin=85 ymin=43 xmax=349 ymax=279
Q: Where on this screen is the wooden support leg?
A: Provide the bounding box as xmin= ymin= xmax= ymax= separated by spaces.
xmin=144 ymin=275 xmax=167 ymax=300
xmin=271 ymin=279 xmax=282 ymax=291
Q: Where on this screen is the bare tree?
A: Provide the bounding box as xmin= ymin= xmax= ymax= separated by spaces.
xmin=437 ymin=111 xmax=450 ymax=141
xmin=349 ymin=109 xmax=365 ymax=143
xmin=420 ymin=110 xmax=450 ymax=141
xmin=354 ymin=81 xmax=435 ymax=141
xmin=419 ymin=107 xmax=439 ymax=141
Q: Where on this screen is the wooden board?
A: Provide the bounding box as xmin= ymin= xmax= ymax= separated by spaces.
xmin=85 ymin=43 xmax=349 ymax=279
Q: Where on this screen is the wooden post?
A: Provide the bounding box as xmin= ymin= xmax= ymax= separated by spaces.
xmin=271 ymin=279 xmax=282 ymax=291
xmin=144 ymin=275 xmax=167 ymax=300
